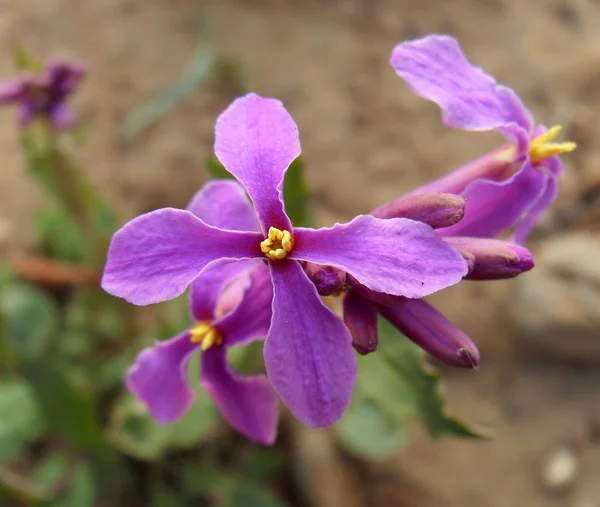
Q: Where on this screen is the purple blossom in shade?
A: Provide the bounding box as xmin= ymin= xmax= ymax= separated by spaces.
xmin=0 ymin=56 xmax=85 ymax=128
xmin=390 ymin=34 xmax=576 ymax=243
xmin=102 ymin=93 xmax=469 ymax=428
xmin=127 ymin=179 xmax=278 ymax=444
xmin=127 ymin=261 xmax=279 ymax=444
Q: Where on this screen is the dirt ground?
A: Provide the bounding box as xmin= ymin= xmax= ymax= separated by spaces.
xmin=2 ymin=0 xmax=600 ymax=506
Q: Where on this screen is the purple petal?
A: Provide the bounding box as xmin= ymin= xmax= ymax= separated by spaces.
xmin=378 ymin=300 xmax=479 ymax=369
xmin=214 ymin=93 xmax=300 ymax=232
xmin=292 ymin=215 xmax=468 ymax=299
xmin=439 ymin=161 xmax=547 ymax=238
xmin=201 ymin=346 xmax=279 ymax=444
xmin=390 ymin=35 xmax=532 ymax=143
xmin=186 ymin=180 xmax=260 ymax=232
xmin=343 ymin=291 xmax=378 ymax=355
xmin=18 ymin=102 xmax=37 ymax=125
xmin=513 ymin=170 xmax=559 ymax=244
xmin=189 ymin=260 xmax=255 ymax=321
xmin=101 ymin=208 xmax=263 ymax=305
xmin=0 ymin=78 xmax=25 ymax=104
xmin=413 ymin=144 xmax=521 ymax=195
xmin=265 ymin=261 xmax=357 ymax=428
xmin=126 ymin=332 xmax=198 ymax=423
xmin=48 ymin=103 xmax=76 ymax=128
xmin=214 ymin=262 xmax=273 ymax=347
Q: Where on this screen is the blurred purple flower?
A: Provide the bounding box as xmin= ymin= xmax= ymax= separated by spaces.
xmin=102 ymin=93 xmax=469 ymax=428
xmin=0 ymin=56 xmax=84 ymax=128
xmin=391 ymin=34 xmax=576 ymax=243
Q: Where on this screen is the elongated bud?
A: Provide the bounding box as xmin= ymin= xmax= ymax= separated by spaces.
xmin=371 ymin=192 xmax=466 ymax=228
xmin=378 ymin=299 xmax=479 ymax=369
xmin=343 ymin=290 xmax=378 ymax=355
xmin=412 ymin=144 xmax=520 ymax=195
xmin=346 ymin=275 xmax=407 ymax=306
xmin=444 ymin=237 xmax=534 ymax=280
xmin=304 ymin=263 xmax=346 ymax=296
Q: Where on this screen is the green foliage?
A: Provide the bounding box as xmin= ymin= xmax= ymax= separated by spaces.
xmin=0 ymin=381 xmax=45 ymax=464
xmin=335 ymin=318 xmax=485 ymax=458
xmin=182 ymin=466 xmax=290 ymax=507
xmin=22 ymin=361 xmax=104 ymax=450
xmin=0 ymin=282 xmax=59 ymax=363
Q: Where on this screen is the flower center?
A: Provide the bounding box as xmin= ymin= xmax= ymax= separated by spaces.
xmin=529 ymin=125 xmax=576 ymax=164
xmin=260 ymin=227 xmax=294 ymax=261
xmin=189 ymin=322 xmax=222 ymax=351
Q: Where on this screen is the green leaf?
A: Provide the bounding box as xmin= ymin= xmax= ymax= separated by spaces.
xmin=205 ymin=156 xmax=312 ymax=227
xmin=335 ymin=397 xmax=407 ymax=458
xmin=0 ymin=283 xmax=59 ymax=361
xmin=108 ymin=385 xmax=218 ymax=461
xmin=34 ymin=209 xmax=89 ymax=262
xmin=120 ymin=14 xmax=216 ymax=145
xmin=54 ymin=463 xmax=96 ymax=507
xmin=335 ymin=318 xmax=485 ymax=457
xmin=21 ymin=362 xmax=104 ymax=450
xmin=0 ymin=381 xmax=45 ymax=464
xmin=181 ymin=467 xmax=289 ymax=507
xmin=34 ymin=452 xmax=69 ymax=492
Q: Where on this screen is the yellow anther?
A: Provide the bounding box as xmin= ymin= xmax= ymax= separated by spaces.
xmin=260 ymin=227 xmax=294 ymax=261
xmin=189 ymin=322 xmax=223 ymax=351
xmin=529 ymin=125 xmax=576 ymax=164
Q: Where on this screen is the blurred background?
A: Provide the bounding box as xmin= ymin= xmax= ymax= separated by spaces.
xmin=2 ymin=0 xmax=600 ymax=506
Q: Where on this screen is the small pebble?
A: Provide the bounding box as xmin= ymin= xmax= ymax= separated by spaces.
xmin=541 ymin=446 xmax=578 ymax=493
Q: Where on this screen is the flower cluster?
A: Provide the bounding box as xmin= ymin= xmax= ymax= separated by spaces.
xmin=0 ymin=56 xmax=84 ymax=128
xmin=101 ymin=35 xmax=575 ymax=443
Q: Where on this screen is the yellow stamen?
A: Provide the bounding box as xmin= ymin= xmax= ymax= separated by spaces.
xmin=189 ymin=321 xmax=223 ymax=351
xmin=260 ymin=227 xmax=294 ymax=261
xmin=529 ymin=125 xmax=576 ymax=164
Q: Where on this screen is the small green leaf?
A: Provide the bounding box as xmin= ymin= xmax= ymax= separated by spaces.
xmin=181 ymin=467 xmax=289 ymax=507
xmin=34 ymin=209 xmax=89 ymax=262
xmin=0 ymin=283 xmax=59 ymax=360
xmin=108 ymin=387 xmax=218 ymax=461
xmin=21 ymin=362 xmax=103 ymax=450
xmin=34 ymin=452 xmax=69 ymax=492
xmin=0 ymin=381 xmax=45 ymax=464
xmin=55 ymin=463 xmax=96 ymax=507
xmin=335 ymin=397 xmax=407 ymax=458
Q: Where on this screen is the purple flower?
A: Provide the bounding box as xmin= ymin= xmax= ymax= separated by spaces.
xmin=0 ymin=56 xmax=85 ymax=128
xmin=102 ymin=93 xmax=469 ymax=427
xmin=127 ymin=181 xmax=278 ymax=444
xmin=391 ymin=35 xmax=576 ymax=243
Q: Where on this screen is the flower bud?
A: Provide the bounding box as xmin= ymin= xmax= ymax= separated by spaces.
xmin=371 ymin=192 xmax=465 ymax=228
xmin=343 ymin=291 xmax=378 ymax=355
xmin=444 ymin=237 xmax=534 ymax=280
xmin=378 ymin=299 xmax=480 ymax=368
xmin=304 ymin=263 xmax=346 ymax=296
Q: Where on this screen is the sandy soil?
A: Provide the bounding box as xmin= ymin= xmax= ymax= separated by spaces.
xmin=2 ymin=0 xmax=600 ymax=505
